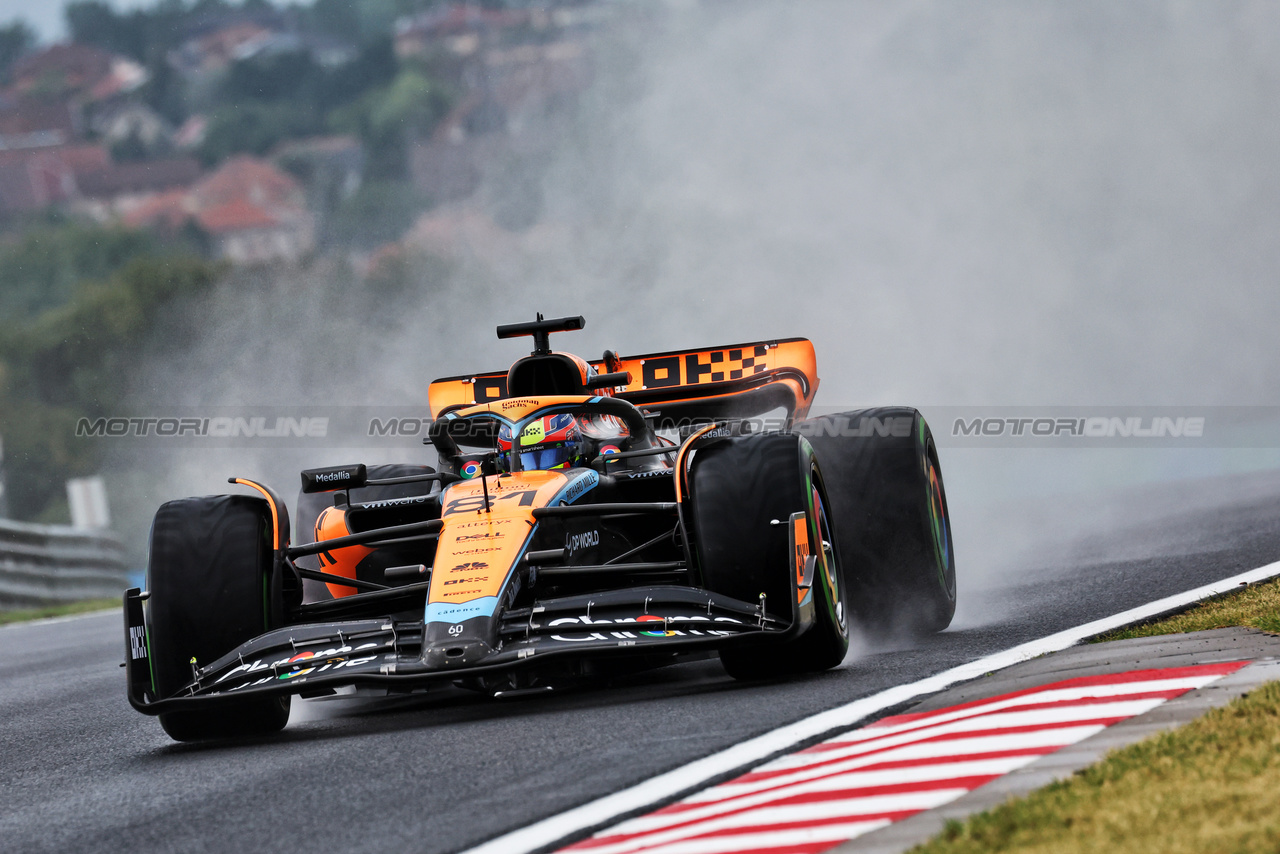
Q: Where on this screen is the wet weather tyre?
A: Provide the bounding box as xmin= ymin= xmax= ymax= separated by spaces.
xmin=689 ymin=433 xmax=849 ymax=680
xmin=803 ymin=408 xmax=956 ymax=636
xmin=146 ymin=494 xmax=290 ymax=741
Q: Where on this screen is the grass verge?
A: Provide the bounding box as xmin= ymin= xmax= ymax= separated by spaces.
xmin=909 ymin=681 xmax=1280 ymax=854
xmin=0 ymin=598 xmax=119 ymax=626
xmin=1094 ymin=576 xmax=1280 ymax=641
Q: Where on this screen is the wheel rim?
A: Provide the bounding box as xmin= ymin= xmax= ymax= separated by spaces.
xmin=810 ymin=472 xmax=846 ymax=632
xmin=925 ymin=453 xmax=955 ymax=598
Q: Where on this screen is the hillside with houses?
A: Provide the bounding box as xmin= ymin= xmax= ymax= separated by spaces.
xmin=0 ymin=0 xmax=622 ymax=526
xmin=0 ymin=0 xmax=608 ymax=266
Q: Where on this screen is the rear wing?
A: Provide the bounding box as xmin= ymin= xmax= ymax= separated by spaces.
xmin=428 ymin=338 xmax=819 ymax=424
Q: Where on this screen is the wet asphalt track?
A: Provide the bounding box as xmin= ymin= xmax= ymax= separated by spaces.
xmin=5 ymin=469 xmax=1280 ymax=854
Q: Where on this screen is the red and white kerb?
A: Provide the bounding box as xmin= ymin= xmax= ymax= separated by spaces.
xmin=560 ymin=662 xmax=1248 ymax=854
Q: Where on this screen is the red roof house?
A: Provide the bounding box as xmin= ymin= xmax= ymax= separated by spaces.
xmin=189 ymin=156 xmax=315 ymax=264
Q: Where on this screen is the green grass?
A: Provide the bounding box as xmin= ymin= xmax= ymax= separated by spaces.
xmin=1094 ymin=576 xmax=1280 ymax=641
xmin=909 ymin=682 xmax=1280 ymax=854
xmin=0 ymin=598 xmax=119 ymax=626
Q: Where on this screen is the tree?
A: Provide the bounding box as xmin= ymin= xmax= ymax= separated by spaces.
xmin=65 ymin=1 xmax=147 ymax=62
xmin=0 ymin=20 xmax=34 ymax=83
xmin=221 ymin=49 xmax=326 ymax=104
xmin=198 ymin=101 xmax=319 ymax=163
xmin=141 ymin=47 xmax=188 ymax=125
xmin=0 ymin=251 xmax=221 ymax=522
xmin=329 ymin=68 xmax=453 ymax=179
xmin=326 ymin=180 xmax=430 ymax=249
xmin=0 ymin=224 xmax=156 ymax=321
xmin=309 ymin=0 xmax=362 ymax=42
xmin=326 ymin=36 xmax=398 ymax=104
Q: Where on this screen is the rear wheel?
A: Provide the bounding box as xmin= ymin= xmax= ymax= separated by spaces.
xmin=689 ymin=433 xmax=849 ymax=679
xmin=147 ymin=494 xmax=290 ymax=741
xmin=804 ymin=408 xmax=956 ymax=636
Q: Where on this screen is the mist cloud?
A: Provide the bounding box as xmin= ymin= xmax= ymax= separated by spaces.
xmin=117 ymin=1 xmax=1280 ymax=607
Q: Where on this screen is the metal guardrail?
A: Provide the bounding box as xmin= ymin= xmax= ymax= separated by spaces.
xmin=0 ymin=519 xmax=130 ymax=608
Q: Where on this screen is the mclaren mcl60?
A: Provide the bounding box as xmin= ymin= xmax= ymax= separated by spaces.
xmin=124 ymin=315 xmax=955 ymax=741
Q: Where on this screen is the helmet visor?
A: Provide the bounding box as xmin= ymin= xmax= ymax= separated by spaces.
xmin=519 ymin=445 xmax=575 ymax=471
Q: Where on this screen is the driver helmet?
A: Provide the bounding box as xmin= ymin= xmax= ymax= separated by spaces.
xmin=577 ymin=413 xmax=630 ymax=442
xmin=497 ymin=413 xmax=583 ymax=471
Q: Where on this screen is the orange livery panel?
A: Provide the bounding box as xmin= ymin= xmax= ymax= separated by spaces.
xmin=423 ymin=469 xmax=597 ymax=626
xmin=314 ymin=506 xmax=372 ymax=598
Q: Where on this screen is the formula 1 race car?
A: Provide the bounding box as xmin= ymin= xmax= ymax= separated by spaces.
xmin=123 ymin=315 xmax=955 ymax=741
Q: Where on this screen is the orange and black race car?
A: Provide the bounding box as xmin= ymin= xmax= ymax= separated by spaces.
xmin=123 ymin=315 xmax=956 ymax=741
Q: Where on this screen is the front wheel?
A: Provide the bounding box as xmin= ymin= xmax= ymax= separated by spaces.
xmin=147 ymin=494 xmax=290 ymax=741
xmin=689 ymin=433 xmax=849 ymax=680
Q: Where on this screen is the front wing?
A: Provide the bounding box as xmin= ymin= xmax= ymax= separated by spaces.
xmin=124 ymin=580 xmax=814 ymax=714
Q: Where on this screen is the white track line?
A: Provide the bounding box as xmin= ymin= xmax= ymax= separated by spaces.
xmin=457 ymin=559 xmax=1280 ymax=854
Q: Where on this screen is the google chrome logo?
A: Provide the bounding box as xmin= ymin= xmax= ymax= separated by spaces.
xmin=637 ymin=615 xmax=675 ymax=637
xmin=278 ymin=650 xmax=316 ymax=680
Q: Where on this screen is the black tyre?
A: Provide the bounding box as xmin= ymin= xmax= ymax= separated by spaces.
xmin=689 ymin=433 xmax=849 ymax=680
xmin=147 ymin=494 xmax=290 ymax=741
xmin=803 ymin=408 xmax=956 ymax=636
